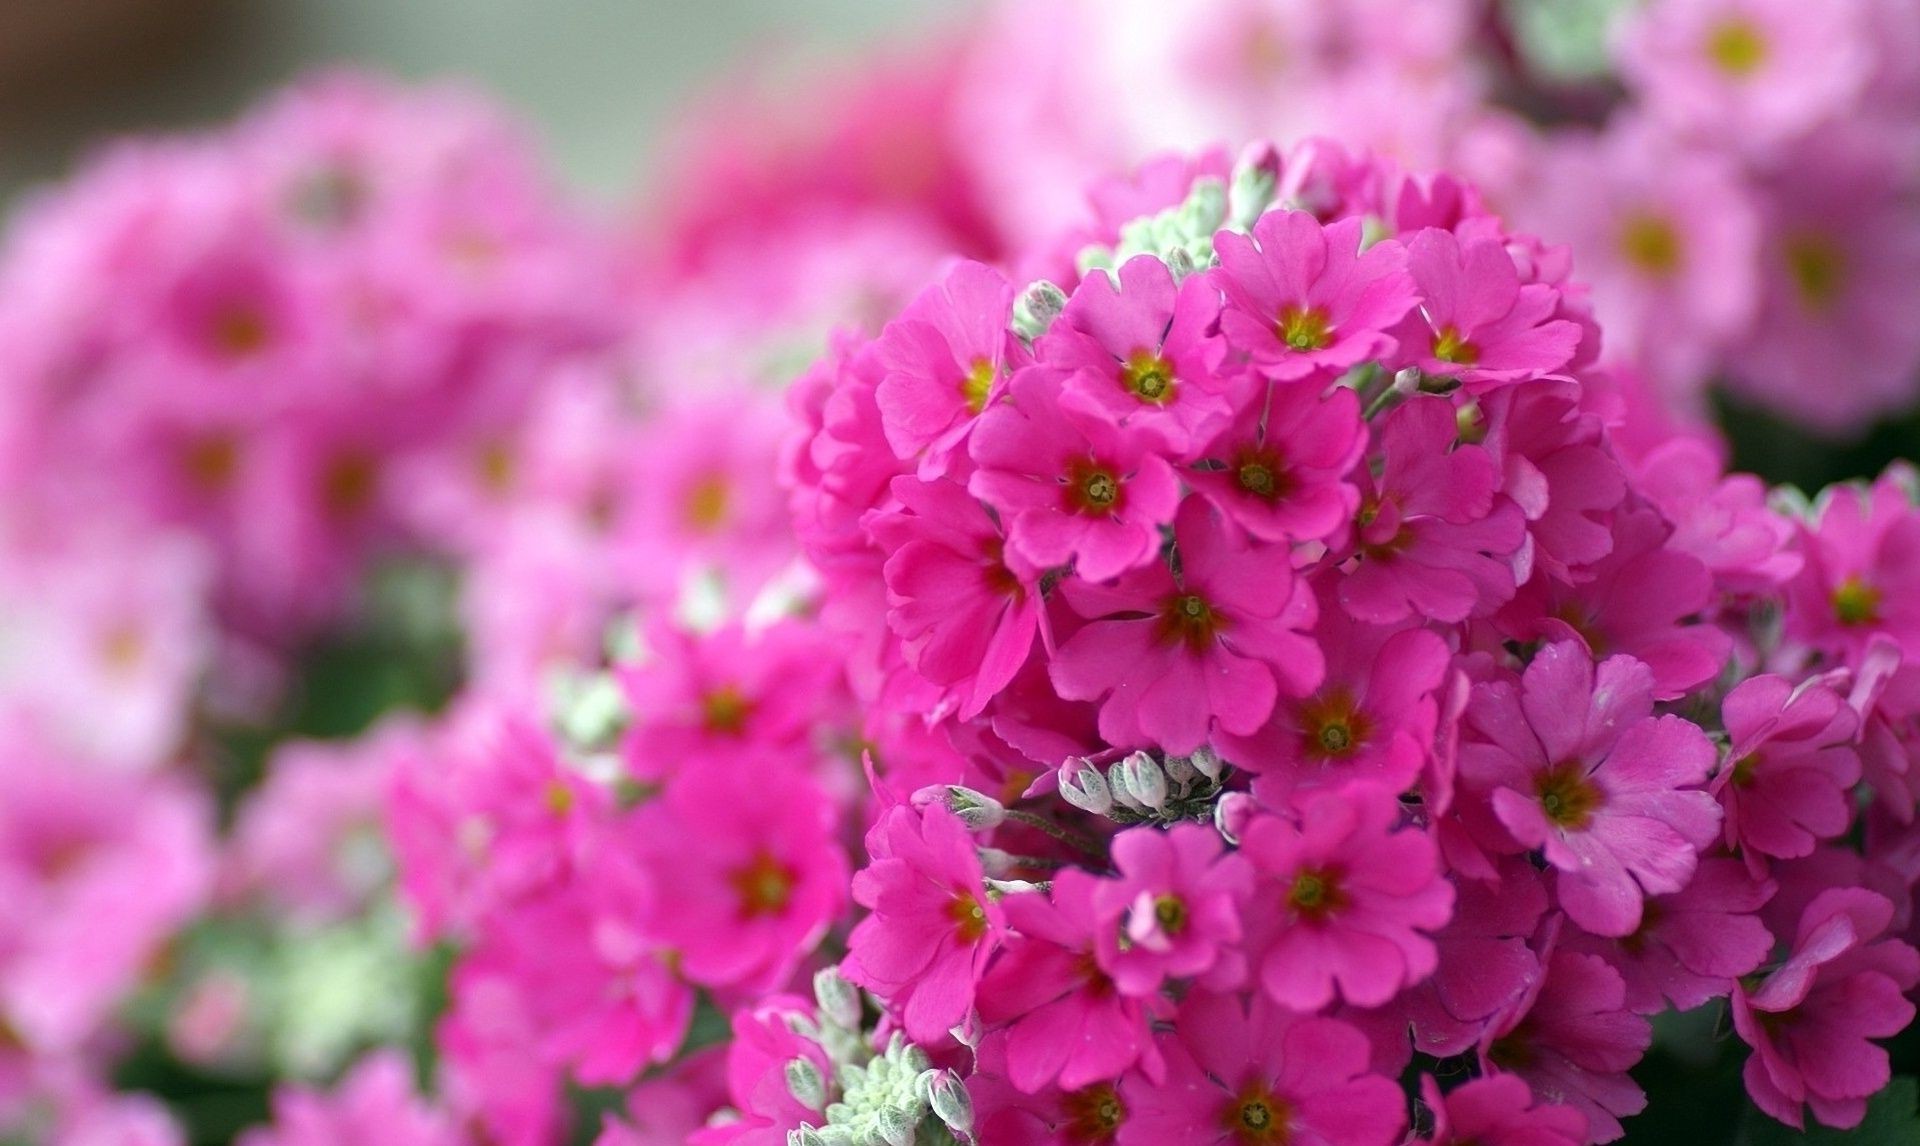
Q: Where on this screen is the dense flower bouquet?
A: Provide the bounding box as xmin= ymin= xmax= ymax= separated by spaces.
xmin=3 ymin=3 xmax=1920 ymax=1145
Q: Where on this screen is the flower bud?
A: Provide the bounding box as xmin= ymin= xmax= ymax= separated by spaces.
xmin=1113 ymin=751 xmax=1168 ymax=811
xmin=876 ymin=1105 xmax=920 ymax=1146
xmin=1057 ymin=757 xmax=1113 ymax=815
xmin=924 ymin=1069 xmax=975 ymax=1137
xmin=943 ymin=785 xmax=1007 ymax=830
xmin=1188 ymin=744 xmax=1226 ymax=781
xmin=785 ymin=1057 xmax=827 ymax=1110
xmin=949 ymin=1008 xmax=984 ymax=1049
xmin=789 ymin=1127 xmax=828 ymax=1146
xmin=1162 ymin=751 xmax=1198 ymax=788
xmin=1013 ymin=279 xmax=1068 ymax=340
xmin=813 ymin=967 xmax=862 ymax=1032
xmin=1229 ymin=141 xmax=1281 ymax=229
xmin=1214 ymin=790 xmax=1257 ymax=844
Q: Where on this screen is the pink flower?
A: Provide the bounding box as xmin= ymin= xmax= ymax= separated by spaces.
xmin=1043 ymin=253 xmax=1231 ymax=455
xmin=1497 ymin=507 xmax=1730 ymax=699
xmin=1716 ymin=675 xmax=1862 ymax=866
xmin=238 ymin=1050 xmax=459 ymax=1146
xmin=617 ymin=618 xmax=846 ymax=780
xmin=1480 ymin=950 xmax=1652 ymax=1144
xmin=979 ymin=872 xmax=1162 ymax=1093
xmin=1392 ymin=229 xmax=1582 ymax=390
xmin=689 ymin=1000 xmax=828 ymax=1146
xmin=1460 ymin=642 xmax=1720 ymax=937
xmin=1785 ymin=466 xmax=1920 ymax=664
xmin=1338 ymin=396 xmax=1525 ymax=624
xmin=1478 ymin=381 xmax=1627 ymax=580
xmin=1239 ymin=783 xmax=1455 ymax=1010
xmin=634 ymin=759 xmax=847 ymax=993
xmin=1733 ymin=888 xmax=1920 ymax=1130
xmin=1624 ymin=437 xmax=1800 ymax=595
xmin=969 ymin=366 xmax=1181 ymax=581
xmin=1213 ymin=211 xmax=1417 ymax=381
xmin=843 ymin=804 xmax=1003 ymax=1044
xmin=0 ymin=734 xmax=213 ymax=1054
xmin=1216 ymin=602 xmax=1449 ymax=808
xmin=1052 ymin=499 xmax=1322 ymax=755
xmin=1091 ymin=823 xmax=1251 ymax=996
xmin=1120 ymin=992 xmax=1405 ymax=1146
xmin=870 ymin=475 xmax=1042 ymax=719
xmin=1727 ymin=135 xmax=1920 ymax=431
xmin=1185 ymin=377 xmax=1365 ymax=545
xmin=1564 ymin=857 xmax=1776 ymax=1014
xmin=872 ymin=260 xmax=1024 ymax=469
xmin=1513 ymin=124 xmax=1760 ymax=394
xmin=1619 ymin=0 xmax=1871 ymax=153
xmin=1417 ymin=1074 xmax=1588 ymax=1146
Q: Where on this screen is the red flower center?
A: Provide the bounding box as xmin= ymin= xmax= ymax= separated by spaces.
xmin=730 ymin=851 xmax=796 ymax=918
xmin=1061 ymin=1082 xmax=1128 ymax=1143
xmin=1120 ymin=350 xmax=1177 ymax=405
xmin=1159 ymin=593 xmax=1224 ymax=651
xmin=1535 ymin=761 xmax=1605 ymax=830
xmin=1223 ymin=1082 xmax=1293 ymax=1145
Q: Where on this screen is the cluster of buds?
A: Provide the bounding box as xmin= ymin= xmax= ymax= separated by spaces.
xmin=1057 ymin=748 xmax=1227 ymax=825
xmin=784 ymin=971 xmax=974 ymax=1146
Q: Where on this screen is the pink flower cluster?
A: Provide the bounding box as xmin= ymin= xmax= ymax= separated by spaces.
xmin=757 ymin=140 xmax=1920 ymax=1142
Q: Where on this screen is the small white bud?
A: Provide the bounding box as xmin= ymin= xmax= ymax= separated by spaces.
xmin=1012 ymin=280 xmax=1068 ymax=340
xmin=1114 ymin=751 xmax=1168 ymax=811
xmin=974 ymin=846 xmax=1017 ymax=878
xmin=939 ymin=785 xmax=1007 ymax=831
xmin=1228 ymin=141 xmax=1282 ymax=230
xmin=789 ymin=1127 xmax=828 ymax=1146
xmin=1162 ymin=246 xmax=1198 ymax=281
xmin=1188 ymin=745 xmax=1225 ymax=781
xmin=925 ymin=1069 xmax=975 ymax=1136
xmin=813 ymin=968 xmax=861 ymax=1032
xmin=1162 ymin=752 xmax=1198 ymax=788
xmin=949 ymin=1008 xmax=984 ymax=1049
xmin=1057 ymin=758 xmax=1113 ymax=816
xmin=785 ymin=1057 xmax=827 ymax=1110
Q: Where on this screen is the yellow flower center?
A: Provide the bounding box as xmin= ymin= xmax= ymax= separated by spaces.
xmin=730 ymin=851 xmax=796 ymax=918
xmin=1278 ymin=304 xmax=1332 ymax=351
xmin=1833 ymin=575 xmax=1883 ymax=626
xmin=1223 ymin=1084 xmax=1293 ymax=1145
xmin=1120 ymin=350 xmax=1177 ymax=405
xmin=1785 ymin=234 xmax=1846 ymax=311
xmin=1620 ymin=213 xmax=1683 ymax=277
xmin=1535 ymin=761 xmax=1605 ymax=830
xmin=1705 ymin=17 xmax=1768 ymax=76
xmin=961 ymin=358 xmax=997 ymax=415
xmin=1431 ymin=326 xmax=1479 ymax=366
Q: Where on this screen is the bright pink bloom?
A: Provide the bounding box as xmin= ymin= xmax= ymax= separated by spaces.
xmin=617 ymin=618 xmax=846 ymax=780
xmin=1498 ymin=507 xmax=1730 ymax=699
xmin=843 ymin=804 xmax=1003 ymax=1044
xmin=238 ymin=1050 xmax=459 ymax=1146
xmin=1044 ymin=253 xmax=1231 ymax=455
xmin=1460 ymin=642 xmax=1720 ymax=937
xmin=634 ymin=759 xmax=847 ymax=993
xmin=1052 ymin=499 xmax=1322 ymax=755
xmin=1733 ymin=888 xmax=1920 ymax=1130
xmin=1480 ymin=950 xmax=1652 ymax=1144
xmin=1339 ymin=396 xmax=1525 ymax=624
xmin=1213 ymin=211 xmax=1417 ymax=381
xmin=1404 ymin=858 xmax=1550 ymax=1060
xmin=228 ymin=727 xmax=398 ymax=926
xmin=385 ymin=704 xmax=604 ymax=940
xmin=979 ymin=872 xmax=1162 ymax=1093
xmin=1565 ymin=857 xmax=1776 ymax=1014
xmin=1716 ymin=675 xmax=1862 ymax=866
xmin=1785 ymin=466 xmax=1920 ymax=664
xmin=1091 ymin=823 xmax=1252 ymax=996
xmin=1418 ymin=1074 xmax=1587 ymax=1146
xmin=689 ymin=1000 xmax=828 ymax=1146
xmin=1393 ymin=229 xmax=1581 ymax=390
xmin=1239 ymin=783 xmax=1454 ymax=1010
xmin=1185 ymin=378 xmax=1365 ymax=545
xmin=969 ymin=367 xmax=1181 ymax=581
xmin=873 ymin=260 xmax=1023 ymax=468
xmin=1217 ymin=603 xmax=1448 ymax=807
xmin=871 ymin=475 xmax=1042 ymax=719
xmin=1120 ymin=992 xmax=1405 ymax=1146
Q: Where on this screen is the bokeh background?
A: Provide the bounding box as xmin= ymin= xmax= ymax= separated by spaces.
xmin=0 ymin=0 xmax=942 ymax=202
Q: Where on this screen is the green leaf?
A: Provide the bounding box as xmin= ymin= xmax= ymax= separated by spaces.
xmin=1740 ymin=1077 xmax=1920 ymax=1144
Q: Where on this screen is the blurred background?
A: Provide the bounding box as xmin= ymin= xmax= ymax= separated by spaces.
xmin=0 ymin=0 xmax=944 ymax=202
